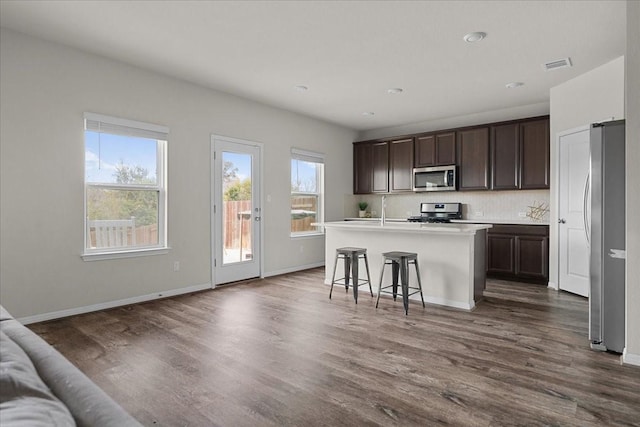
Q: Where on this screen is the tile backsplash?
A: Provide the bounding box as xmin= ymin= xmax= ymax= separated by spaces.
xmin=345 ymin=190 xmax=550 ymax=223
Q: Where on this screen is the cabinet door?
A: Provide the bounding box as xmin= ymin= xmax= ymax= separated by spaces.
xmin=520 ymin=119 xmax=550 ymax=189
xmin=487 ymin=234 xmax=516 ymax=275
xmin=414 ymin=135 xmax=436 ymax=167
xmin=490 ymin=123 xmax=519 ymax=190
xmin=516 ymin=236 xmax=549 ymax=280
xmin=435 ymin=132 xmax=456 ymax=165
xmin=389 ymin=138 xmax=413 ymax=192
xmin=415 ymin=133 xmax=456 ymax=167
xmin=372 ymin=142 xmax=389 ymax=193
xmin=457 ymin=127 xmax=490 ymax=190
xmin=353 ymin=143 xmax=373 ymax=194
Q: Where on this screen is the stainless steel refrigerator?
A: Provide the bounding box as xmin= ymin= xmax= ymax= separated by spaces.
xmin=589 ymin=120 xmax=626 ymax=353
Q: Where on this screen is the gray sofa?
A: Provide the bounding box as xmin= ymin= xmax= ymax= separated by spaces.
xmin=0 ymin=305 xmax=141 ymax=426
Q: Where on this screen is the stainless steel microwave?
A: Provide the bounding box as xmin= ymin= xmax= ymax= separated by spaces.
xmin=412 ymin=165 xmax=457 ymax=192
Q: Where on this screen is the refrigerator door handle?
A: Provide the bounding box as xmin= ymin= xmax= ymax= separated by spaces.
xmin=583 ymin=174 xmax=590 ymax=245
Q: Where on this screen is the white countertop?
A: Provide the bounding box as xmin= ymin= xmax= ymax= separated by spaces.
xmin=344 ymin=217 xmax=549 ymax=226
xmin=316 ymin=221 xmax=492 ymax=235
xmin=452 ymin=219 xmax=549 ymax=226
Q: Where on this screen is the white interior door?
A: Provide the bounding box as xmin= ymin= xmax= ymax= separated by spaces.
xmin=212 ymin=136 xmax=262 ymax=285
xmin=558 ymin=127 xmax=590 ymax=297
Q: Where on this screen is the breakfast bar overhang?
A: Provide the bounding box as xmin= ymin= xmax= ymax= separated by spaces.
xmin=318 ymin=221 xmax=493 ymax=311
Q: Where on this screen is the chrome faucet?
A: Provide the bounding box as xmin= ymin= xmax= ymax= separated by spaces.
xmin=381 ymin=195 xmax=386 ymax=226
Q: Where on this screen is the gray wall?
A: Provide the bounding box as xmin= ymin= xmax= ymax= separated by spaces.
xmin=0 ymin=28 xmax=356 ymax=319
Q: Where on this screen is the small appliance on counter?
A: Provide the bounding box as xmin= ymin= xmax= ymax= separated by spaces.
xmin=407 ymin=203 xmax=462 ymax=223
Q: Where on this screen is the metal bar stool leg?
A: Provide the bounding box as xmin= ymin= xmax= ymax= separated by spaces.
xmin=351 ymin=253 xmax=359 ymax=303
xmin=329 ymin=252 xmax=340 ymax=299
xmin=344 ymin=255 xmax=351 ymax=292
xmin=391 ymin=261 xmax=399 ymax=301
xmin=413 ymin=259 xmax=426 ymax=308
xmin=363 ymin=253 xmax=373 ymax=297
xmin=375 ymin=260 xmax=386 ymax=308
xmin=401 ymin=257 xmax=410 ymax=315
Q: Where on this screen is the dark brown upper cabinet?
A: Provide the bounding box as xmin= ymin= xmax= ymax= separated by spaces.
xmin=353 ymin=141 xmax=389 ymax=194
xmin=490 ymin=118 xmax=549 ymax=190
xmin=414 ymin=132 xmax=456 ymax=167
xmin=520 ymin=119 xmax=550 ymax=189
xmin=491 ymin=123 xmax=520 ymax=190
xmin=353 ymin=142 xmax=373 ymax=194
xmin=371 ymin=141 xmax=389 ymax=193
xmin=457 ymin=127 xmax=490 ymax=191
xmin=389 ymin=138 xmax=414 ymax=192
xmin=353 ymin=115 xmax=548 ymax=194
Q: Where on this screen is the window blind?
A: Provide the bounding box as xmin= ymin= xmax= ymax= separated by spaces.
xmin=84 ymin=112 xmax=169 ymax=141
xmin=291 ymin=148 xmax=324 ymax=164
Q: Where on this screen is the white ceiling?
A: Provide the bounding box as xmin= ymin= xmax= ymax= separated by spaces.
xmin=0 ymin=1 xmax=627 ymax=132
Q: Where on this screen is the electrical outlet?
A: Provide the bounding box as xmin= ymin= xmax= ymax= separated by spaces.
xmin=173 ymin=261 xmax=180 ymax=272
xmin=475 ymin=211 xmax=484 ymax=217
xmin=518 ymin=212 xmax=527 ymax=218
xmin=299 ymin=245 xmax=304 ymax=253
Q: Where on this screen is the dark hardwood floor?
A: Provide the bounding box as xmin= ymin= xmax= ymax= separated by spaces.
xmin=30 ymin=268 xmax=640 ymax=426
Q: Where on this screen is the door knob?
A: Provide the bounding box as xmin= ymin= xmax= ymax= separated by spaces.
xmin=558 ymin=218 xmax=566 ymax=224
xmin=255 ymin=217 xmax=261 ymax=221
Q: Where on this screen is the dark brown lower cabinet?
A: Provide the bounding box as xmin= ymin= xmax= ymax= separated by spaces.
xmin=486 ymin=224 xmax=549 ymax=284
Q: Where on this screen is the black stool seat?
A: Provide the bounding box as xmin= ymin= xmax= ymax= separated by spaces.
xmin=376 ymin=251 xmax=425 ymax=315
xmin=330 ymin=247 xmax=373 ymax=303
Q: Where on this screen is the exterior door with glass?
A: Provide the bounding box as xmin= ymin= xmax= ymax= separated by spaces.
xmin=212 ymin=136 xmax=262 ymax=285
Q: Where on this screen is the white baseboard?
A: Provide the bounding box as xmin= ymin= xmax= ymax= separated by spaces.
xmin=263 ymin=262 xmax=325 ymax=278
xmin=547 ymin=281 xmax=559 ymax=290
xmin=17 ymin=283 xmax=212 ymax=325
xmin=422 ymin=296 xmax=473 ymax=311
xmin=622 ymin=348 xmax=640 ymax=367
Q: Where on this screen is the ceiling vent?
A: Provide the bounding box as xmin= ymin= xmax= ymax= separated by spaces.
xmin=543 ymin=57 xmax=572 ymax=71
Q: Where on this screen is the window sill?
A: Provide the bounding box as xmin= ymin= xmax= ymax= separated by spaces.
xmin=290 ymin=232 xmax=324 ymax=239
xmin=82 ymin=247 xmax=170 ymax=261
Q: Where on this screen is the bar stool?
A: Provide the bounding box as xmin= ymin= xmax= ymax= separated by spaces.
xmin=329 ymin=247 xmax=373 ymax=303
xmin=376 ymin=251 xmax=425 ymax=315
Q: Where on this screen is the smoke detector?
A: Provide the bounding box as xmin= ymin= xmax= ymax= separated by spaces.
xmin=543 ymin=58 xmax=572 ymax=71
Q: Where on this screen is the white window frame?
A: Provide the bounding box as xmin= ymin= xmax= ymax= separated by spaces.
xmin=82 ymin=112 xmax=169 ymax=261
xmin=290 ymin=148 xmax=324 ymax=237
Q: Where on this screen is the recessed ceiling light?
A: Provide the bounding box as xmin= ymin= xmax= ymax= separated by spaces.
xmin=387 ymin=88 xmax=403 ymax=94
xmin=463 ymin=32 xmax=487 ymax=43
xmin=362 ymin=112 xmax=375 ymax=116
xmin=294 ymin=85 xmax=308 ymax=92
xmin=506 ymin=82 xmax=525 ymax=89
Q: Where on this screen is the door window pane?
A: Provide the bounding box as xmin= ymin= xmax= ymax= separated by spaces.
xmin=222 ymin=152 xmax=252 ymax=264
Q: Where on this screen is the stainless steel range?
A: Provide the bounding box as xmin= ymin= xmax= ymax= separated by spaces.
xmin=407 ymin=203 xmax=462 ymax=223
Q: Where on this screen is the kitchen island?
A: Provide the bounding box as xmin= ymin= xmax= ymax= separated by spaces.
xmin=319 ymin=221 xmax=492 ymax=310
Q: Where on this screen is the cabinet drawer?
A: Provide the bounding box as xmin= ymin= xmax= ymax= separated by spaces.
xmin=488 ymin=224 xmax=548 ymax=236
